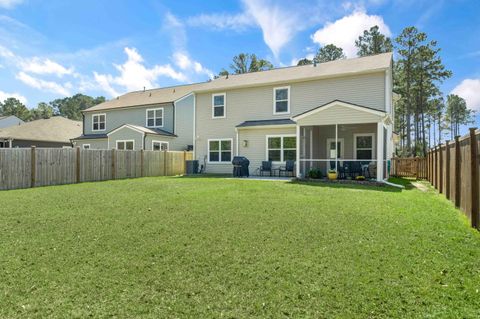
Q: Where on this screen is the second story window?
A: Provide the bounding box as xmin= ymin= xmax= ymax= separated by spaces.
xmin=92 ymin=114 xmax=106 ymax=131
xmin=212 ymin=93 xmax=226 ymax=118
xmin=273 ymin=86 xmax=290 ymax=114
xmin=146 ymin=108 xmax=163 ymax=128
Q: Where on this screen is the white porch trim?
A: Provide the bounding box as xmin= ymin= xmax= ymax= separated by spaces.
xmin=376 ymin=121 xmax=385 ymax=181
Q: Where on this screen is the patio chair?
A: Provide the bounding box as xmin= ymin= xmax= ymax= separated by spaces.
xmin=279 ymin=160 xmax=295 ymax=177
xmin=258 ymin=161 xmax=272 ymax=176
xmin=350 ymin=161 xmax=363 ymax=178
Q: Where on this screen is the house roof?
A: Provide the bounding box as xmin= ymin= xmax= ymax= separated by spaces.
xmin=84 ymin=82 xmax=207 ymax=113
xmin=195 ymin=53 xmax=392 ymax=93
xmin=84 ymin=53 xmax=392 ymax=113
xmin=236 ymin=118 xmax=296 ymax=128
xmin=292 ymin=100 xmax=386 ymax=121
xmin=107 ymin=124 xmax=177 ymax=137
xmin=0 ymin=116 xmax=82 ymax=143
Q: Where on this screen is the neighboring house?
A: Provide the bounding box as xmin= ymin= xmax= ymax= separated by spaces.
xmin=75 ymin=53 xmax=394 ymax=181
xmin=0 ymin=116 xmax=82 ymax=148
xmin=0 ymin=115 xmax=24 ymax=129
xmin=72 ymin=83 xmax=203 ymax=151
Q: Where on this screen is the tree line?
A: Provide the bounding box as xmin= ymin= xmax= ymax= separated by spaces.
xmin=218 ymin=25 xmax=474 ymax=157
xmin=0 ymin=94 xmax=105 ymax=122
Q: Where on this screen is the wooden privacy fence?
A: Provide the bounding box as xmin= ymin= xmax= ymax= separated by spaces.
xmin=390 ymin=157 xmax=427 ymax=179
xmin=0 ymin=147 xmax=193 ymax=191
xmin=426 ymin=128 xmax=479 ymax=230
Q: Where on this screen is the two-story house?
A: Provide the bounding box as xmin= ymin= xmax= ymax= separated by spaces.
xmin=74 ymin=53 xmax=394 ymax=181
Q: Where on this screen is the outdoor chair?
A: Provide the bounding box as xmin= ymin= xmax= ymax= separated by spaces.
xmin=279 ymin=160 xmax=295 ymax=177
xmin=258 ymin=161 xmax=272 ymax=176
xmin=350 ymin=161 xmax=363 ymax=178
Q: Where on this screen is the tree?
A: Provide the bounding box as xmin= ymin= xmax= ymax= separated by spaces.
xmin=315 ymin=44 xmax=346 ymax=63
xmin=445 ymin=94 xmax=474 ymax=138
xmin=30 ymin=102 xmax=54 ymax=120
xmin=0 ymin=98 xmax=31 ymax=121
xmin=218 ymin=53 xmax=273 ymax=76
xmin=297 ymin=58 xmax=313 ymax=66
xmin=355 ymin=25 xmax=393 ymax=57
xmin=50 ymin=94 xmax=106 ymax=121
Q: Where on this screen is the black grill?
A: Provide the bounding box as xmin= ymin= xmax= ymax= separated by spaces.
xmin=232 ymin=156 xmax=250 ymax=177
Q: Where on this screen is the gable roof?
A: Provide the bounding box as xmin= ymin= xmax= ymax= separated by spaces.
xmin=84 ymin=83 xmax=207 ymax=113
xmin=84 ymin=53 xmax=392 ymax=113
xmin=106 ymin=124 xmax=176 ymax=137
xmin=292 ymin=100 xmax=386 ymax=121
xmin=0 ymin=116 xmax=82 ymax=143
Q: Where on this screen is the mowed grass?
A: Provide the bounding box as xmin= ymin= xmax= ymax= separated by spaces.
xmin=1 ymin=177 xmax=480 ymax=318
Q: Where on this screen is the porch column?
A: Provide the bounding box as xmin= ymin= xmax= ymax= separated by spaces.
xmin=296 ymin=125 xmax=301 ymax=178
xmin=377 ymin=121 xmax=385 ymax=181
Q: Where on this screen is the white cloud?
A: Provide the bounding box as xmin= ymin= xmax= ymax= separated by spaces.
xmin=0 ymin=90 xmax=27 ymax=104
xmin=187 ymin=12 xmax=252 ymax=31
xmin=311 ymin=9 xmax=391 ymax=57
xmin=20 ymin=57 xmax=73 ymax=77
xmin=452 ymin=79 xmax=480 ymax=111
xmin=173 ymin=52 xmax=214 ymax=78
xmin=94 ymin=47 xmax=189 ymax=97
xmin=16 ymin=72 xmax=71 ymax=96
xmin=0 ymin=0 xmax=23 ymax=9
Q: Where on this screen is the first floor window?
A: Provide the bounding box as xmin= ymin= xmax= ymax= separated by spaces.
xmin=146 ymin=108 xmax=163 ymax=127
xmin=82 ymin=144 xmax=90 ymax=150
xmin=209 ymin=139 xmax=232 ymax=162
xmin=152 ymin=141 xmax=169 ymax=151
xmin=92 ymin=114 xmax=106 ymax=131
xmin=117 ymin=140 xmax=134 ymax=150
xmin=355 ymin=134 xmax=374 ymax=159
xmin=0 ymin=140 xmax=10 ymax=148
xmin=267 ymin=135 xmax=296 ymax=162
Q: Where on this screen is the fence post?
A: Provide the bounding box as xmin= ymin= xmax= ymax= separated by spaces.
xmin=76 ymin=146 xmax=81 ymax=184
xmin=469 ymin=128 xmax=479 ymax=229
xmin=414 ymin=157 xmax=418 ymax=179
xmin=163 ymin=150 xmax=167 ymax=176
xmin=439 ymin=143 xmax=443 ymax=194
xmin=30 ymin=146 xmax=36 ymax=188
xmin=445 ymin=141 xmax=450 ymax=200
xmin=111 ymin=148 xmax=116 ymax=180
xmin=434 ymin=146 xmax=438 ymax=189
xmin=183 ymin=150 xmax=187 ymax=175
xmin=455 ymin=136 xmax=461 ymax=208
xmin=140 ymin=149 xmax=144 ymax=177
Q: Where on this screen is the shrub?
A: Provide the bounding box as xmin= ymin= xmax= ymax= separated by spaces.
xmin=307 ymin=168 xmax=323 ymax=179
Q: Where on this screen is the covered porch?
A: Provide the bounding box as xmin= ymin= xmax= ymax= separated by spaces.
xmin=293 ymin=100 xmax=390 ymax=181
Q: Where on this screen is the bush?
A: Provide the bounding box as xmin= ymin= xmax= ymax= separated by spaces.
xmin=307 ymin=168 xmax=323 ymax=179
xmin=356 ymin=175 xmax=366 ymax=181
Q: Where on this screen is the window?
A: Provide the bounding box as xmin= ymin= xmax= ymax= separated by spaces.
xmin=354 ymin=134 xmax=375 ymax=160
xmin=117 ymin=140 xmax=134 ymax=150
xmin=212 ymin=93 xmax=226 ymax=118
xmin=82 ymin=144 xmax=90 ymax=150
xmin=273 ymin=86 xmax=290 ymax=114
xmin=0 ymin=140 xmax=10 ymax=148
xmin=92 ymin=114 xmax=106 ymax=131
xmin=152 ymin=141 xmax=169 ymax=151
xmin=208 ymin=139 xmax=232 ymax=163
xmin=267 ymin=135 xmax=296 ymax=162
xmin=146 ymin=108 xmax=163 ymax=128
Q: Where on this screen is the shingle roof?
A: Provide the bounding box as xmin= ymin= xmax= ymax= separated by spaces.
xmin=0 ymin=116 xmax=82 ymax=143
xmin=84 ymin=53 xmax=392 ymax=112
xmin=236 ymin=119 xmax=296 ymax=128
xmin=116 ymin=124 xmax=176 ymax=137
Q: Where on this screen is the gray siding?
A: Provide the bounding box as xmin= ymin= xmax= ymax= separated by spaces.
xmin=172 ymin=94 xmax=194 ymax=151
xmin=84 ymin=103 xmax=174 ymax=135
xmin=0 ymin=116 xmax=23 ymax=129
xmin=12 ymin=140 xmax=71 ymax=148
xmin=108 ymin=127 xmax=144 ymax=150
xmin=145 ymin=135 xmax=177 ymax=151
xmin=74 ymin=139 xmax=108 ymax=150
xmin=195 ymin=72 xmax=386 ymax=173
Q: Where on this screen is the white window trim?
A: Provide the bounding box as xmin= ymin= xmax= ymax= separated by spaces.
xmin=353 ymin=133 xmax=376 ymax=159
xmin=92 ymin=113 xmax=106 ymax=132
xmin=145 ymin=107 xmax=164 ymax=128
xmin=116 ymin=139 xmax=135 ymax=150
xmin=211 ymin=93 xmax=226 ymax=119
xmin=208 ymin=138 xmax=233 ymax=164
xmin=273 ymin=86 xmax=290 ymax=115
xmin=326 ymin=138 xmax=345 ymax=159
xmin=82 ymin=144 xmax=91 ymax=150
xmin=265 ymin=134 xmax=296 ymax=163
xmin=152 ymin=140 xmax=169 ymax=151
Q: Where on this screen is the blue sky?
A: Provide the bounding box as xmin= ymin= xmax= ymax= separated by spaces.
xmin=0 ymin=0 xmax=479 ymax=120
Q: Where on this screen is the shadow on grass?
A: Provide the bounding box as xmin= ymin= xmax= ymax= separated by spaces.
xmin=288 ymin=179 xmax=404 ymax=193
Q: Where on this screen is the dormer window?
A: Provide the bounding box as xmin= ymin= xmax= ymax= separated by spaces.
xmin=146 ymin=108 xmax=163 ymax=128
xmin=92 ymin=114 xmax=106 ymax=131
xmin=273 ymin=86 xmax=290 ymax=114
xmin=212 ymin=93 xmax=226 ymax=118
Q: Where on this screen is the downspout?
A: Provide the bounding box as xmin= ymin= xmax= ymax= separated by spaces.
xmin=192 ymin=93 xmax=196 ymax=159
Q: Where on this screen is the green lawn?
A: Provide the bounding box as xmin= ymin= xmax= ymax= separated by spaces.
xmin=1 ymin=177 xmax=479 ymax=318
